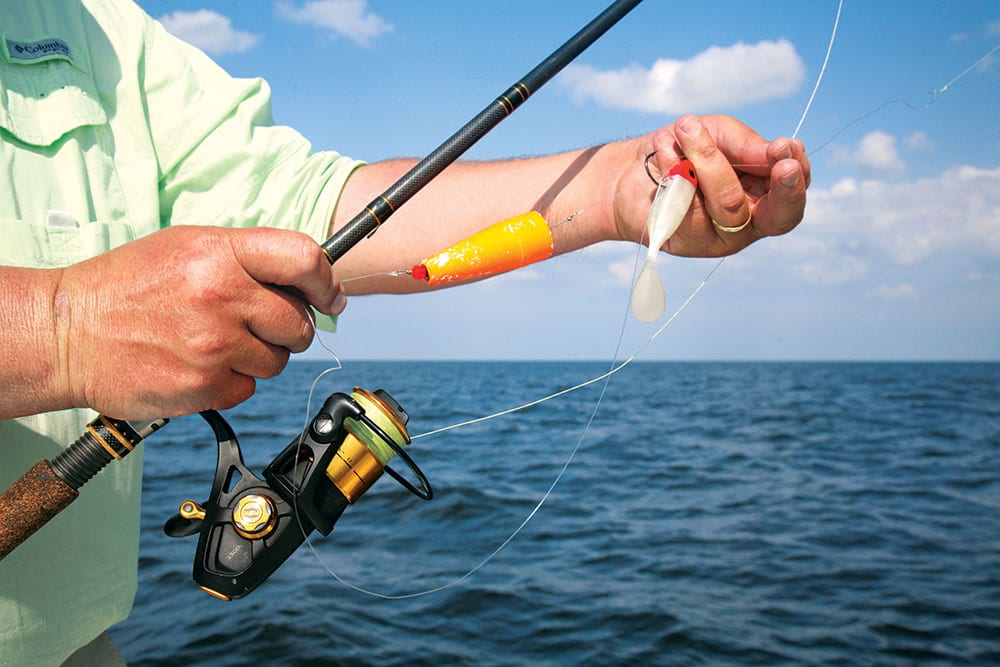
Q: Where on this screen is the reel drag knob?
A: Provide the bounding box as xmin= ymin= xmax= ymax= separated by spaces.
xmin=231 ymin=494 xmax=277 ymax=540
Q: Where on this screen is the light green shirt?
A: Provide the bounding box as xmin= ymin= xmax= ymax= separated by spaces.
xmin=0 ymin=1 xmax=360 ymax=664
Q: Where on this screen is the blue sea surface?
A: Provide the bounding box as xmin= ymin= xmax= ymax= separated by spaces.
xmin=111 ymin=361 xmax=1000 ymax=665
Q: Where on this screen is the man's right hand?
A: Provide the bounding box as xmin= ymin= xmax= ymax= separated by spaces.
xmin=42 ymin=226 xmax=344 ymax=420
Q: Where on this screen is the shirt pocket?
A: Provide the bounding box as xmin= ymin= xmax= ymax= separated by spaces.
xmin=0 ymin=56 xmax=106 ymax=147
xmin=0 ymin=217 xmax=136 ymax=268
xmin=0 ymin=50 xmax=135 ymax=254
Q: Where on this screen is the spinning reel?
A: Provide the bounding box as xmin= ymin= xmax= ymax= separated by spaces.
xmin=163 ymin=388 xmax=432 ymax=600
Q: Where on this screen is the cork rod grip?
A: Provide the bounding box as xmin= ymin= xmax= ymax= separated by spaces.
xmin=0 ymin=460 xmax=78 ymax=560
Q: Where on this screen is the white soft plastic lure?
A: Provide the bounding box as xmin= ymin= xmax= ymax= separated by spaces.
xmin=630 ymin=159 xmax=698 ymax=322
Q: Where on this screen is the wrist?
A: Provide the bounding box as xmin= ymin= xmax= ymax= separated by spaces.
xmin=601 ymin=139 xmax=642 ymax=244
xmin=0 ymin=266 xmax=75 ymax=418
xmin=49 ymin=266 xmax=79 ymax=412
xmin=549 ymin=141 xmax=631 ymax=254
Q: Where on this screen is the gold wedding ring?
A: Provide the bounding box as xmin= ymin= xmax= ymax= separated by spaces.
xmin=712 ymin=209 xmax=753 ymax=233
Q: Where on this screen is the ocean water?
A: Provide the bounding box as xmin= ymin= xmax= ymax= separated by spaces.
xmin=111 ymin=361 xmax=1000 ymax=666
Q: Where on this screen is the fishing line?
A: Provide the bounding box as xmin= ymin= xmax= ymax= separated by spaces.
xmin=295 ymin=194 xmax=636 ymax=599
xmin=300 ymin=213 xmax=715 ymax=601
xmin=318 ymin=1 xmax=1000 ymax=600
xmin=938 ymin=40 xmax=1000 ymax=94
xmin=698 ymin=0 xmax=840 ymax=299
xmin=290 ymin=308 xmax=344 ymax=535
xmin=414 ymin=258 xmax=726 ymax=441
xmin=806 ymin=37 xmax=1000 ymax=157
xmin=304 ymin=273 xmax=637 ymax=600
xmin=792 ymin=0 xmax=843 ymax=140
xmin=297 ymin=0 xmax=844 ymax=599
xmin=298 ymin=189 xmax=725 ymax=600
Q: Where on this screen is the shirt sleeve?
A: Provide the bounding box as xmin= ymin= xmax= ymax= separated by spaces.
xmin=138 ymin=13 xmax=360 ymax=330
xmin=141 ymin=13 xmax=362 ymax=247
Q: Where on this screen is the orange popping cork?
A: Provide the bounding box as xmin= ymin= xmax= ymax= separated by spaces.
xmin=412 ymin=211 xmax=554 ymax=285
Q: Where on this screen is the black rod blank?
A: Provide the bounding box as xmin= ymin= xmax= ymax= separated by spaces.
xmin=320 ymin=0 xmax=644 ymax=262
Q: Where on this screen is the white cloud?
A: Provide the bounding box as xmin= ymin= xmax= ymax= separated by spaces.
xmin=829 ymin=178 xmax=858 ymax=197
xmin=830 ymin=130 xmax=907 ymax=173
xmin=866 ymin=283 xmax=917 ymax=300
xmin=485 ymin=268 xmax=544 ymax=285
xmin=560 ymin=40 xmax=805 ymax=113
xmin=988 ymin=21 xmax=1000 ymax=36
xmin=586 ymin=163 xmax=1000 ymax=305
xmin=276 ymin=0 xmax=393 ymax=48
xmin=608 ymin=256 xmax=638 ymax=287
xmin=964 ymin=271 xmax=1000 ymax=283
xmin=796 ymin=253 xmax=870 ymax=285
xmin=158 ymin=10 xmax=259 ymax=55
xmin=855 ymin=131 xmax=906 ymax=171
xmin=795 ymin=166 xmax=1000 ymax=272
xmin=905 ymin=130 xmax=933 ymax=152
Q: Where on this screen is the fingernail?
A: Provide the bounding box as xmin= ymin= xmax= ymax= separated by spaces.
xmin=332 ymin=291 xmax=347 ymax=314
xmin=780 ymin=169 xmax=799 ymax=188
xmin=677 ymin=115 xmax=701 ymax=137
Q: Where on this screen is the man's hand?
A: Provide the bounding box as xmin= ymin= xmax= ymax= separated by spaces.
xmin=48 ymin=226 xmax=344 ymax=420
xmin=612 ymin=114 xmax=811 ymax=257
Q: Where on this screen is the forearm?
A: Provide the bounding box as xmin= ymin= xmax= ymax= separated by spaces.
xmin=328 ymin=114 xmax=811 ymax=294
xmin=0 ymin=266 xmax=72 ymax=419
xmin=330 ymin=140 xmax=635 ymax=294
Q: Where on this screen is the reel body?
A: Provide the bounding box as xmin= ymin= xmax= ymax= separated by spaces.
xmin=164 ymin=388 xmax=431 ymax=600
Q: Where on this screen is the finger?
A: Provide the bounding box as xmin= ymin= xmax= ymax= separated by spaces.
xmin=792 ymin=138 xmax=811 ymax=188
xmin=747 ymin=158 xmax=808 ymax=237
xmin=671 ymin=115 xmax=753 ymax=231
xmin=182 ymin=319 xmax=293 ymax=382
xmin=331 ymin=276 xmax=348 ymax=315
xmin=231 ymin=228 xmax=341 ymax=314
xmin=208 ymin=372 xmax=257 ymax=412
xmin=244 ymin=284 xmax=316 ymax=353
xmin=700 ymin=114 xmax=771 ymax=176
xmin=162 ymin=342 xmax=273 ymax=414
xmin=767 ymin=137 xmax=812 ymax=188
xmin=229 ymin=339 xmax=292 ymax=380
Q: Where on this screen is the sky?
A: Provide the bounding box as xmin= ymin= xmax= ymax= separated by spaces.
xmin=137 ymin=0 xmax=1000 ymax=361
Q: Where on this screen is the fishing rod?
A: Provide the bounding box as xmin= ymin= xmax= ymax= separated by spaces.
xmin=0 ymin=0 xmax=644 ymax=598
xmin=322 ymin=0 xmax=643 ymax=262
